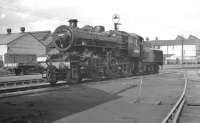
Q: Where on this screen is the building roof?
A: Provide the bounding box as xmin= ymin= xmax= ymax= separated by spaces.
xmin=0 ymin=33 xmax=25 ymax=45
xmin=41 ymin=34 xmax=53 ymax=46
xmin=129 ymin=33 xmax=143 ymax=40
xmin=176 ymin=35 xmax=185 ymax=41
xmin=149 ymin=35 xmax=200 ymax=46
xmin=0 ymin=31 xmax=51 ymax=45
xmin=164 ymin=54 xmax=174 ymax=57
xmin=30 ymin=31 xmax=51 ymax=41
xmin=29 ymin=31 xmax=51 ymax=46
xmin=188 ymin=35 xmax=200 ymax=41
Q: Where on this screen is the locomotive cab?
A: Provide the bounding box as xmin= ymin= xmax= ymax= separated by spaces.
xmin=128 ymin=33 xmax=144 ymax=58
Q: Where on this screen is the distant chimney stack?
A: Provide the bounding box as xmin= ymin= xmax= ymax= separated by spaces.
xmin=7 ymin=28 xmax=11 ymax=34
xmin=20 ymin=27 xmax=25 ymax=33
xmin=155 ymin=37 xmax=158 ymax=40
xmin=146 ymin=37 xmax=149 ymax=41
xmin=68 ymin=19 xmax=78 ymax=28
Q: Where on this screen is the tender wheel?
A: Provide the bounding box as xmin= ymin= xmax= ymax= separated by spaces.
xmin=147 ymin=65 xmax=151 ymax=73
xmin=154 ymin=64 xmax=159 ymax=73
xmin=137 ymin=61 xmax=143 ymax=74
xmin=143 ymin=65 xmax=147 ymax=74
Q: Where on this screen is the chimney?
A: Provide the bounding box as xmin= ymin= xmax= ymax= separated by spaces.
xmin=7 ymin=28 xmax=11 ymax=34
xmin=146 ymin=37 xmax=149 ymax=41
xmin=155 ymin=37 xmax=158 ymax=40
xmin=68 ymin=19 xmax=78 ymax=28
xmin=20 ymin=27 xmax=25 ymax=33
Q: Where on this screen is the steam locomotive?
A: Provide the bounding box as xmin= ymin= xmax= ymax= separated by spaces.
xmin=46 ymin=19 xmax=163 ymax=84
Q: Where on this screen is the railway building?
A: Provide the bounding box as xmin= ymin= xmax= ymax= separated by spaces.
xmin=0 ymin=28 xmax=51 ymax=65
xmin=148 ymin=35 xmax=200 ymax=64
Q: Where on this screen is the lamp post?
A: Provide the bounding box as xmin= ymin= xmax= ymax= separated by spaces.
xmin=112 ymin=14 xmax=120 ymax=31
xmin=182 ymin=39 xmax=184 ymax=65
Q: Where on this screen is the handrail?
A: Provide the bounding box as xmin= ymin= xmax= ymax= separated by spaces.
xmin=161 ymin=74 xmax=188 ymax=123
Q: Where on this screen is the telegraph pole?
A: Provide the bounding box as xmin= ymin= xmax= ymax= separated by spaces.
xmin=167 ymin=45 xmax=168 ymax=64
xmin=181 ymin=39 xmax=184 ymax=64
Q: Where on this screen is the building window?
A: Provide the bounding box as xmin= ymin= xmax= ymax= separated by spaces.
xmin=135 ymin=39 xmax=138 ymax=46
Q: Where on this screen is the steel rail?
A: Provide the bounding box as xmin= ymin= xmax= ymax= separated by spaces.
xmin=0 ymin=70 xmax=175 ymax=95
xmin=0 ymin=79 xmax=46 ymax=88
xmin=161 ymin=74 xmax=188 ymax=123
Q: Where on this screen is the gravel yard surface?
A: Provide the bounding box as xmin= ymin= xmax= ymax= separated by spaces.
xmin=0 ymin=71 xmax=184 ymax=123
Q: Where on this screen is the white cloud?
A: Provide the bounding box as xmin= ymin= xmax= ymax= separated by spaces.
xmin=1 ymin=0 xmax=200 ymax=39
xmin=0 ymin=14 xmax=6 ymax=19
xmin=28 ymin=19 xmax=65 ymax=31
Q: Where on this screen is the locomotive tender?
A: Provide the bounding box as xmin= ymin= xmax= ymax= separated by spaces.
xmin=46 ymin=19 xmax=163 ymax=84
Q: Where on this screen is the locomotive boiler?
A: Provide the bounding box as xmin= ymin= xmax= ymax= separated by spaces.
xmin=46 ymin=19 xmax=163 ymax=84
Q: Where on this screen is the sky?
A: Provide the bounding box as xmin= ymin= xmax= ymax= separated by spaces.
xmin=0 ymin=0 xmax=200 ymax=40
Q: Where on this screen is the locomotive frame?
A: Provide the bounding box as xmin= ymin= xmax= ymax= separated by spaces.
xmin=46 ymin=19 xmax=163 ymax=84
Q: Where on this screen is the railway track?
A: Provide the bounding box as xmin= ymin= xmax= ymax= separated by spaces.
xmin=178 ymin=79 xmax=200 ymax=122
xmin=0 ymin=79 xmax=45 ymax=88
xmin=0 ymin=81 xmax=69 ymax=99
xmin=0 ymin=70 xmax=184 ymax=123
xmin=161 ymin=73 xmax=188 ymax=123
xmin=0 ymin=75 xmax=67 ymax=98
xmin=0 ymin=76 xmax=138 ymax=98
xmin=0 ymin=70 xmax=177 ymax=99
